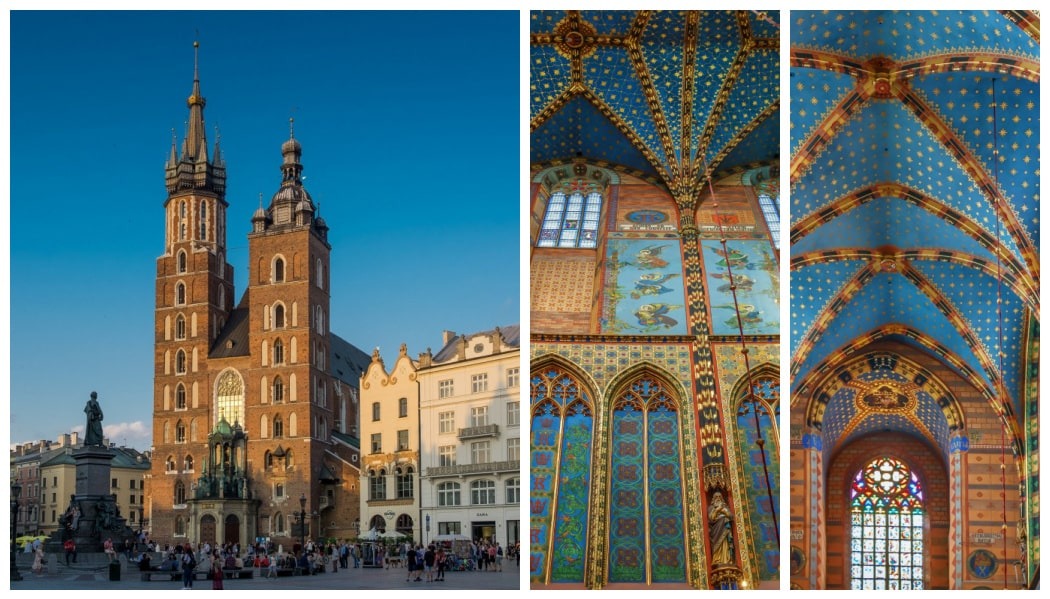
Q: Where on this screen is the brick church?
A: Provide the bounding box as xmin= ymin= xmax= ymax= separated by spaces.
xmin=148 ymin=44 xmax=370 ymax=548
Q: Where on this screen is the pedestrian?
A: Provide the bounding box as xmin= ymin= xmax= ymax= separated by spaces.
xmin=32 ymin=543 xmax=45 ymax=575
xmin=182 ymin=544 xmax=197 ymax=589
xmin=211 ymin=559 xmax=224 ymax=590
xmin=423 ymin=544 xmax=436 ymax=582
xmin=406 ymin=544 xmax=417 ymax=581
xmin=64 ymin=538 xmax=77 ymax=565
xmin=435 ymin=547 xmax=446 ymax=582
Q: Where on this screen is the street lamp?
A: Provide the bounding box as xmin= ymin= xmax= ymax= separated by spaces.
xmin=11 ymin=480 xmax=23 ymax=581
xmin=298 ymin=493 xmax=307 ymax=552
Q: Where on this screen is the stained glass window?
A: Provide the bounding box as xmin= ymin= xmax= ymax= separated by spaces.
xmin=735 ymin=374 xmax=780 ymax=581
xmin=537 ymin=190 xmax=602 ymax=248
xmin=849 ymin=457 xmax=925 ymax=590
xmin=758 ymin=194 xmax=780 ymax=249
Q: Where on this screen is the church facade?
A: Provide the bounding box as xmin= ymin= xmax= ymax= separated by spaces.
xmin=529 ymin=11 xmax=781 ymax=589
xmin=147 ymin=47 xmax=370 ymax=548
xmin=788 ymin=10 xmax=1039 ymax=590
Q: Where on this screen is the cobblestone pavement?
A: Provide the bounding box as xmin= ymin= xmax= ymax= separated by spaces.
xmin=10 ymin=555 xmax=524 ymax=590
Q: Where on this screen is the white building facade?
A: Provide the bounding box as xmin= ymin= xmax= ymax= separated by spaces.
xmin=418 ymin=326 xmax=521 ymax=549
xmin=359 ymin=344 xmax=421 ymax=541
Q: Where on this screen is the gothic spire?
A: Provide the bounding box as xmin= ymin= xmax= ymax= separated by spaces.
xmin=165 ymin=41 xmax=226 ymax=199
xmin=183 ymin=41 xmax=208 ymax=163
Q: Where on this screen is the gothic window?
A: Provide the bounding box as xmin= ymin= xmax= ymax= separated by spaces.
xmin=506 ymin=477 xmax=520 ymax=504
xmin=733 ymin=371 xmax=780 ymax=583
xmin=274 ymin=513 xmax=284 ymax=535
xmin=175 ymin=315 xmax=186 ymax=340
xmin=440 ymin=481 xmax=461 ymax=504
xmin=849 ymin=457 xmax=926 ymax=590
xmin=273 ymin=376 xmax=284 ymax=404
xmin=175 ymin=421 xmax=186 ymax=443
xmin=264 ymin=451 xmax=273 ymax=469
xmin=175 ymin=516 xmax=186 ymax=536
xmin=369 ymin=469 xmax=386 ymax=501
xmin=175 ymin=282 xmax=186 ymax=305
xmin=316 ymin=258 xmax=324 ymax=289
xmin=273 ymin=339 xmax=284 ymax=365
xmin=175 ymin=384 xmax=187 ymax=410
xmin=177 ymin=251 xmax=187 ymax=273
xmin=396 ymin=466 xmax=414 ymax=499
xmin=758 ymin=194 xmax=780 ymax=249
xmin=215 ymin=370 xmax=245 ymax=428
xmin=174 ymin=480 xmax=186 ymax=504
xmin=273 ymin=257 xmax=285 ymax=283
xmin=274 ymin=304 xmax=285 ymax=329
xmin=199 ymin=200 xmax=208 ymax=240
xmin=537 ymin=190 xmax=602 ymax=248
xmin=285 ymin=449 xmax=294 ymax=468
xmin=530 ymin=364 xmax=594 ymax=584
xmin=470 ymin=479 xmax=496 ymax=505
xmin=273 ymin=416 xmax=284 ymax=438
xmin=175 ymin=350 xmax=187 ymax=374
xmin=166 ymin=456 xmax=176 ymax=472
xmin=607 ymin=375 xmax=687 ymax=584
xmin=184 ymin=455 xmax=193 ymax=471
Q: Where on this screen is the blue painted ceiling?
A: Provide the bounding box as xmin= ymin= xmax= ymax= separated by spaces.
xmin=791 ymin=10 xmax=1038 ymax=444
xmin=531 ymin=10 xmax=780 ymax=191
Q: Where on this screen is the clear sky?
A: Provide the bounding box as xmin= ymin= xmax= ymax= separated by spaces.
xmin=7 ymin=10 xmax=521 ymax=450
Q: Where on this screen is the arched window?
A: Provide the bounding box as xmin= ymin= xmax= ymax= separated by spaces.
xmin=273 ymin=416 xmax=284 ymax=438
xmin=470 ymin=479 xmax=496 ymax=505
xmin=274 ymin=304 xmax=285 ymax=329
xmin=264 ymin=451 xmax=273 ymax=469
xmin=175 ymin=315 xmax=186 ymax=340
xmin=733 ymin=370 xmax=780 ymax=583
xmin=175 ymin=282 xmax=186 ymax=305
xmin=758 ymin=193 xmax=780 ymax=249
xmin=438 ymin=482 xmax=461 ymax=506
xmin=396 ymin=514 xmax=413 ymax=536
xmin=315 ymin=258 xmax=324 ymax=289
xmin=369 ymin=469 xmax=387 ymax=501
xmin=199 ymin=200 xmax=208 ymax=240
xmin=274 ymin=513 xmax=284 ymax=535
xmin=607 ymin=374 xmax=687 ymax=584
xmin=273 ymin=257 xmax=285 ymax=283
xmin=215 ymin=370 xmax=245 ymax=428
xmin=177 ymin=251 xmax=187 ymax=273
xmin=744 ymin=165 xmax=780 ymax=250
xmin=537 ymin=190 xmax=602 ymax=248
xmin=849 ymin=457 xmax=926 ymax=590
xmin=372 ymin=402 xmax=380 ymax=421
xmin=174 ymin=480 xmax=186 ymax=505
xmin=273 ymin=339 xmax=284 ymax=365
xmin=175 ymin=384 xmax=187 ymax=410
xmin=273 ymin=376 xmax=284 ymax=404
xmin=175 ymin=350 xmax=187 ymax=374
xmin=369 ymin=514 xmax=387 ymax=533
xmin=285 ymin=449 xmax=294 ymax=467
xmin=396 ymin=466 xmax=414 ymax=499
xmin=175 ymin=421 xmax=186 ymax=443
xmin=506 ymin=477 xmax=520 ymax=504
xmin=184 ymin=455 xmax=194 ymax=471
xmin=399 ymin=397 xmax=408 ymax=418
xmin=315 ymin=305 xmax=325 ymax=335
xmin=175 ymin=516 xmax=186 ymax=536
xmin=166 ymin=455 xmax=176 ymax=472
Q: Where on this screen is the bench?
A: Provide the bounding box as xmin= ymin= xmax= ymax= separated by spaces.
xmin=223 ymin=568 xmax=254 ymax=579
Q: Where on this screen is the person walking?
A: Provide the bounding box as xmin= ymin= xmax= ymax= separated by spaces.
xmin=31 ymin=543 xmax=45 ymax=575
xmin=406 ymin=545 xmax=418 ymax=581
xmin=182 ymin=544 xmax=197 ymax=589
xmin=211 ymin=559 xmax=224 ymax=590
xmin=423 ymin=544 xmax=436 ymax=582
xmin=64 ymin=538 xmax=77 ymax=565
xmin=434 ymin=547 xmax=446 ymax=582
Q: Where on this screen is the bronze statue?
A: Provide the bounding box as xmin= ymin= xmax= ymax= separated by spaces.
xmin=84 ymin=391 xmax=105 ymax=446
xmin=708 ymin=491 xmax=735 ymax=565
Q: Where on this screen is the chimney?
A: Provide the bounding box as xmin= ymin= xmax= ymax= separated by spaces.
xmin=442 ymin=330 xmax=457 ymax=345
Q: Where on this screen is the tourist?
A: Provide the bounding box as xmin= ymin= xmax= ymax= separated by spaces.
xmin=434 ymin=546 xmax=446 ymax=582
xmin=406 ymin=544 xmax=418 ymax=581
xmin=182 ymin=543 xmax=197 ymax=589
xmin=423 ymin=544 xmax=436 ymax=582
xmin=64 ymin=538 xmax=77 ymax=565
xmin=103 ymin=537 xmax=116 ymax=561
xmin=211 ymin=559 xmax=224 ymax=590
xmin=32 ymin=542 xmax=45 ymax=575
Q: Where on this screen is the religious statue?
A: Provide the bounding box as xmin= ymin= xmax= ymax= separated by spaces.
xmin=84 ymin=391 xmax=105 ymax=446
xmin=95 ymin=500 xmax=117 ymax=534
xmin=708 ymin=491 xmax=735 ymax=566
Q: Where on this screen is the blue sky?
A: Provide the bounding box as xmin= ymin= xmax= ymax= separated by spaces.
xmin=7 ymin=10 xmax=521 ymax=449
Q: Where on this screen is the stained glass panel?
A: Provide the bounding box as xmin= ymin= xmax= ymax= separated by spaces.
xmin=849 ymin=457 xmax=925 ymax=590
xmin=537 ymin=191 xmax=603 ymax=248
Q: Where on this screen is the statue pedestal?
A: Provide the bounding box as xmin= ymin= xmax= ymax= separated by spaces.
xmin=73 ymin=446 xmax=115 ymax=496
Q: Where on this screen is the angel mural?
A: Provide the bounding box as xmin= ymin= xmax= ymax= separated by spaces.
xmin=630 ymin=273 xmax=681 ymax=299
xmin=710 ymin=272 xmax=755 ymax=294
xmin=633 ymin=245 xmax=670 ymax=269
xmin=635 ymin=303 xmax=682 ymax=330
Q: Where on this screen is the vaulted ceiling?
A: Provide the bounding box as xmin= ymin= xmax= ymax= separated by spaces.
xmin=531 ymin=10 xmax=780 ymax=200
xmin=789 ymin=10 xmax=1040 ymax=446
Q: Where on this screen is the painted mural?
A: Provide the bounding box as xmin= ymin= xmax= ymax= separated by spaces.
xmin=701 ymin=239 xmax=779 ymax=336
xmin=602 ymin=239 xmax=688 ymax=335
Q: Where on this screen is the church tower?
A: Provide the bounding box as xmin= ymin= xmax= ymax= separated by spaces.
xmin=151 ymin=42 xmax=235 ymax=538
xmin=243 ymin=119 xmax=335 ymax=528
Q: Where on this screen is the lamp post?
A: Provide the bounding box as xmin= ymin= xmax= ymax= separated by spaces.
xmin=298 ymin=493 xmax=307 ymax=552
xmin=11 ymin=480 xmax=23 ymax=581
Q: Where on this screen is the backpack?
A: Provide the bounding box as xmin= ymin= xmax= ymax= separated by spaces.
xmin=185 ymin=552 xmax=196 ymax=569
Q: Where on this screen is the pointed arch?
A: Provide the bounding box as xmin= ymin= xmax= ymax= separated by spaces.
xmin=529 ymin=354 xmax=599 ymax=586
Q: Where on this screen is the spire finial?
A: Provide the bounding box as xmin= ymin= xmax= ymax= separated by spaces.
xmin=193 ymin=40 xmax=200 ymax=81
xmin=258 ymin=193 xmax=263 ymax=209
xmin=289 ymin=117 xmax=295 ymax=139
